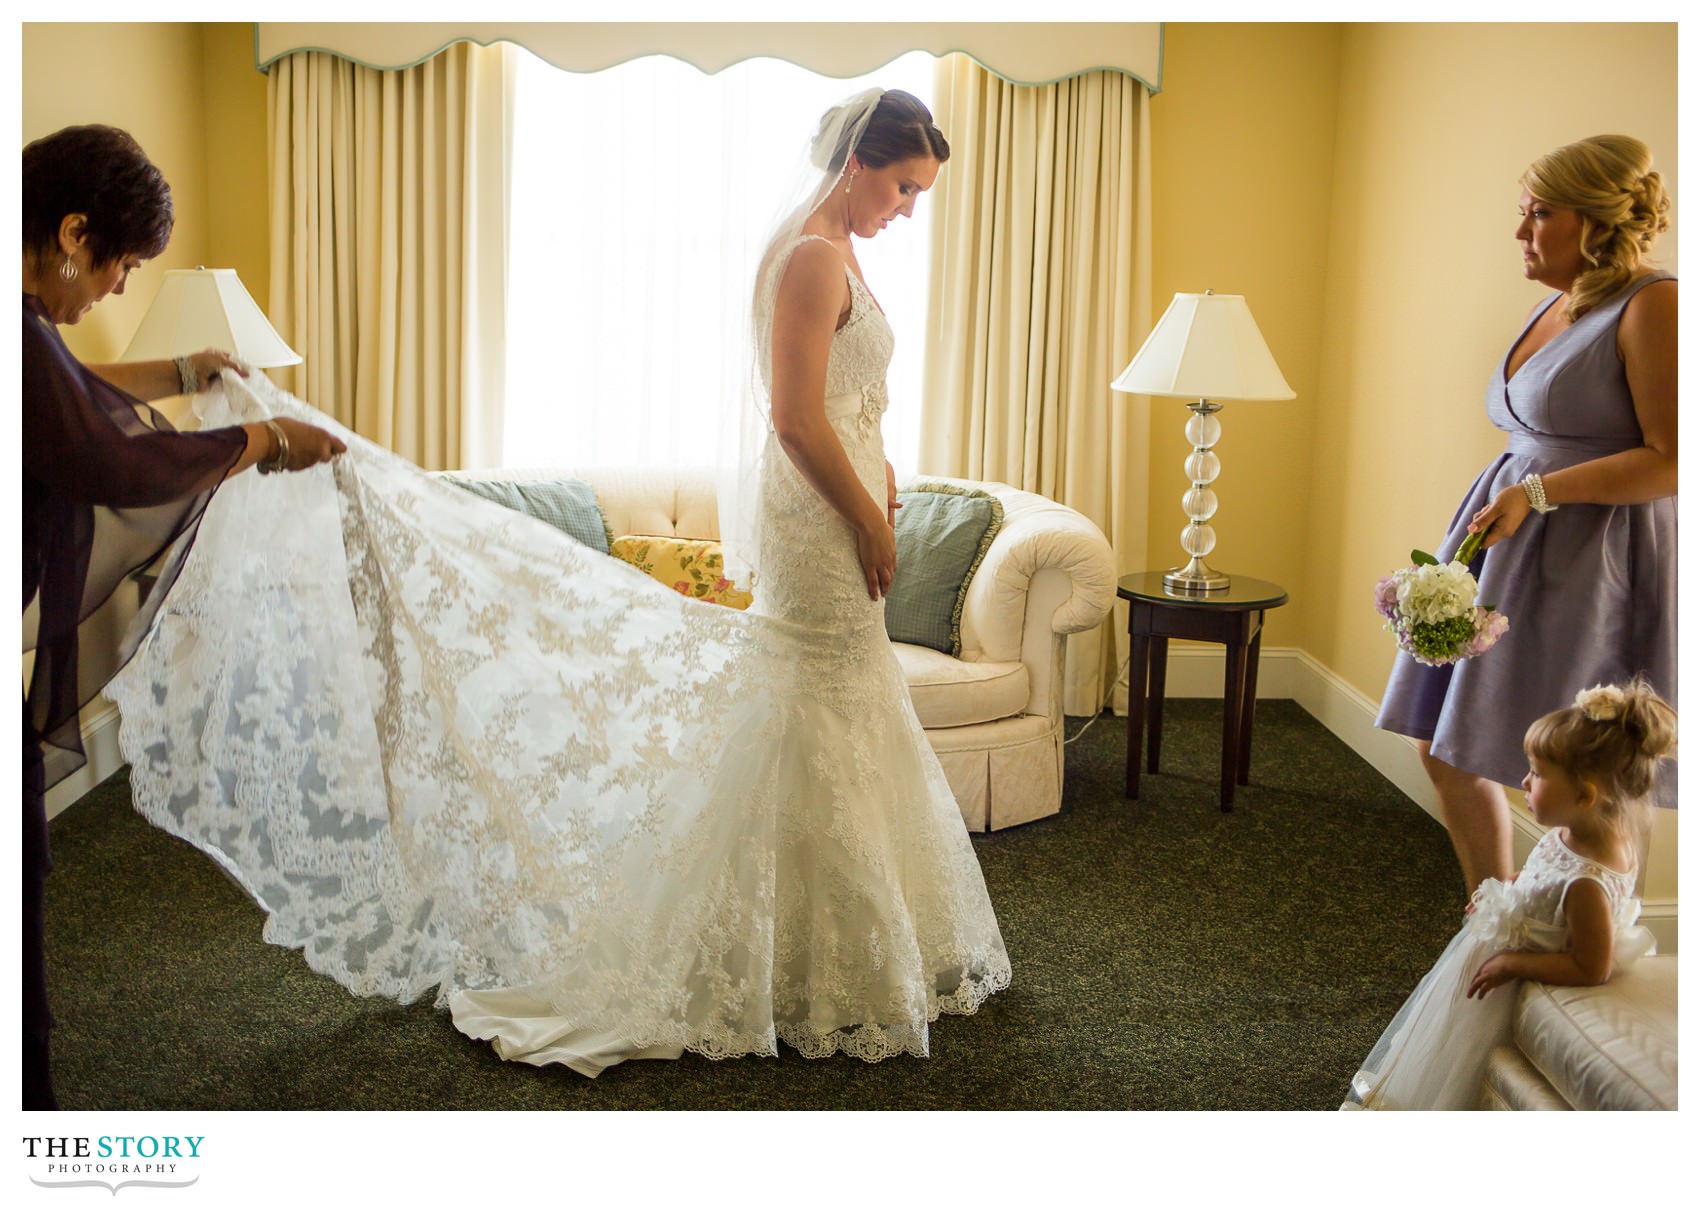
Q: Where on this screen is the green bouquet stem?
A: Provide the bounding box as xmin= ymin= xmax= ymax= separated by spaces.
xmin=1454 ymin=529 xmax=1486 ymax=566
xmin=1410 ymin=528 xmax=1486 ymax=568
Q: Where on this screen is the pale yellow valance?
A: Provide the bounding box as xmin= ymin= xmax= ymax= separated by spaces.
xmin=254 ymin=22 xmax=1163 ymax=91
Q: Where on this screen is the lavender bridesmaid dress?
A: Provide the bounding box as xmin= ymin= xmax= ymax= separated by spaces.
xmin=1376 ymin=272 xmax=1676 ymax=805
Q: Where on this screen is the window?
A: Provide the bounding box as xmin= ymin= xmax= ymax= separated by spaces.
xmin=503 ymin=50 xmax=936 ymax=475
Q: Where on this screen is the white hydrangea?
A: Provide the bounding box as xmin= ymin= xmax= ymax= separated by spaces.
xmin=1391 ymin=561 xmax=1478 ymax=625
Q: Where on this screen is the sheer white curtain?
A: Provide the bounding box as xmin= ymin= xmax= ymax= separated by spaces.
xmin=502 ymin=50 xmax=936 ymax=475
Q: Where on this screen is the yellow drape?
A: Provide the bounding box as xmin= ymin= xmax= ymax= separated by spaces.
xmin=922 ymin=56 xmax=1152 ymax=715
xmin=266 ymin=43 xmax=514 ymax=469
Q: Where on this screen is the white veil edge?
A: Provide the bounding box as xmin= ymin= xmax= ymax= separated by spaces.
xmin=718 ymin=86 xmax=884 ymax=590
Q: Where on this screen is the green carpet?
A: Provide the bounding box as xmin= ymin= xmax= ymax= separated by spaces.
xmin=43 ymin=700 xmax=1463 ymax=1110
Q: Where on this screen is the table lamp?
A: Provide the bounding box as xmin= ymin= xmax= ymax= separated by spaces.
xmin=1111 ymin=290 xmax=1293 ymax=593
xmin=120 ymin=267 xmax=302 ymax=371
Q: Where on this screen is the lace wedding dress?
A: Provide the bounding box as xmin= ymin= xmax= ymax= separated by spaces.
xmin=107 ymin=243 xmax=1010 ymax=1077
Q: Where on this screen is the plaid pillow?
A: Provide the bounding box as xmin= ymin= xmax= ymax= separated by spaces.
xmin=884 ymin=483 xmax=1004 ymax=656
xmin=444 ymin=477 xmax=613 ymax=554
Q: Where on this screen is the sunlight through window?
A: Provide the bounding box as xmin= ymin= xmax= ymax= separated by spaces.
xmin=504 ymin=50 xmax=936 ymax=475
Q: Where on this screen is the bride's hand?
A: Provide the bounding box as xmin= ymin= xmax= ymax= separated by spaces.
xmin=856 ymin=515 xmax=897 ymax=601
xmin=885 ymin=460 xmax=902 ymax=526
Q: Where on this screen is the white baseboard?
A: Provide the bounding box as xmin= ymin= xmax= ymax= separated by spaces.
xmin=1155 ymin=644 xmax=1678 ymax=955
xmin=45 ymin=703 xmax=124 ymax=820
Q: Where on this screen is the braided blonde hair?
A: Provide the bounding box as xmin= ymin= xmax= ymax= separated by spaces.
xmin=1524 ymin=676 xmax=1676 ymax=844
xmin=1520 ymin=134 xmax=1671 ymax=321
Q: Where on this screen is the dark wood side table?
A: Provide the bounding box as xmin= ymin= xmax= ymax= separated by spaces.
xmin=1118 ymin=572 xmax=1288 ymax=812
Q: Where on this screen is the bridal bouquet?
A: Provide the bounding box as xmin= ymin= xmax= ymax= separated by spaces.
xmin=1374 ymin=531 xmax=1509 ymax=667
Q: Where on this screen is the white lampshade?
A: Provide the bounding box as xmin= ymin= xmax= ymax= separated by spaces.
xmin=1111 ymin=291 xmax=1293 ymax=401
xmin=120 ymin=267 xmax=301 ymax=368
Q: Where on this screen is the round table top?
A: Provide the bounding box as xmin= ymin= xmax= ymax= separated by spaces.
xmin=1116 ymin=571 xmax=1288 ymax=610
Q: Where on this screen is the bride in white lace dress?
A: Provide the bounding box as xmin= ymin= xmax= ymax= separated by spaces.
xmin=107 ymin=88 xmax=1009 ymax=1077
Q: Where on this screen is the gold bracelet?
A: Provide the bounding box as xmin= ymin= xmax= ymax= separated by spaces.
xmin=258 ymin=420 xmax=290 ymax=475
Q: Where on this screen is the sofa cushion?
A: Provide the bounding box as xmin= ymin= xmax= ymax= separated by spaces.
xmin=1512 ymin=954 xmax=1677 ymax=1110
xmin=891 ymin=642 xmax=1028 ymax=728
xmin=886 ymin=483 xmax=1004 ymax=656
xmin=612 ymin=535 xmax=753 ymax=610
xmin=1477 ymin=1044 xmax=1574 ymax=1110
xmin=444 ymin=475 xmax=613 ymax=554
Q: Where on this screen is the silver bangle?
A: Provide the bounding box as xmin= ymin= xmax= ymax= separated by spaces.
xmin=258 ymin=419 xmax=290 ymax=475
xmin=174 ymin=355 xmax=198 ymax=396
xmin=1521 ymin=473 xmax=1556 ymax=514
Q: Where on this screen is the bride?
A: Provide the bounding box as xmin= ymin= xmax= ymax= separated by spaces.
xmin=109 ymin=88 xmax=1011 ymax=1077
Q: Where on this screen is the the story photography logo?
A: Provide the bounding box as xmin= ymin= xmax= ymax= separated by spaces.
xmin=21 ymin=1131 xmax=204 ymax=1196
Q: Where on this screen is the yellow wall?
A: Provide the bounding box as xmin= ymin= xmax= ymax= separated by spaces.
xmin=200 ymin=24 xmax=273 ymax=308
xmin=1147 ymin=23 xmax=1342 ymax=647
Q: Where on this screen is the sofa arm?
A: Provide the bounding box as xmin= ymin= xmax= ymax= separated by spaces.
xmin=905 ymin=478 xmax=1115 ymax=664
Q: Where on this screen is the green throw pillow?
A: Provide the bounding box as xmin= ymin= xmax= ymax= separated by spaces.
xmin=446 ymin=476 xmax=614 ymax=554
xmin=884 ymin=483 xmax=1004 ymax=657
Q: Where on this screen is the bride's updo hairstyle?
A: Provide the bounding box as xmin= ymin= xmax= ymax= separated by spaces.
xmin=1520 ymin=134 xmax=1671 ymax=322
xmin=22 ymin=124 xmax=174 ymax=270
xmin=1524 ymin=677 xmax=1676 ymax=838
xmin=811 ymin=89 xmax=950 ymax=176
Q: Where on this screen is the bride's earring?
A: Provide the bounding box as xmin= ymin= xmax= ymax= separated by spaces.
xmin=59 ymin=254 xmax=77 ymax=282
xmin=843 ymin=169 xmax=858 ymax=196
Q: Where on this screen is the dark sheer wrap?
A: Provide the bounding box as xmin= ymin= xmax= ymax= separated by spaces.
xmin=21 ymin=292 xmax=247 ymax=787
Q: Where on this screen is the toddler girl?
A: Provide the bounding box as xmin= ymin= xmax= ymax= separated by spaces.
xmin=1343 ymin=678 xmax=1673 ymax=1110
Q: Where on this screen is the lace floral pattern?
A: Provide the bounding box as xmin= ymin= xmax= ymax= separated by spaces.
xmin=1465 ymin=831 xmax=1648 ymax=953
xmin=109 ymin=335 xmax=1009 ymax=1075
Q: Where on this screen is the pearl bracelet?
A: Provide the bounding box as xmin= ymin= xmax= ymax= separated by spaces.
xmin=258 ymin=420 xmax=290 ymax=475
xmin=1521 ymin=473 xmax=1556 ymax=514
xmin=174 ymin=355 xmax=198 ymax=396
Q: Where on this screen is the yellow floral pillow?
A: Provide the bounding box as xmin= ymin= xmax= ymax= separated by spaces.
xmin=612 ymin=535 xmax=753 ymax=610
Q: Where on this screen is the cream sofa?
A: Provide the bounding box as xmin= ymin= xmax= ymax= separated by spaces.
xmin=1478 ymin=955 xmax=1677 ymax=1110
xmin=468 ymin=466 xmax=1117 ymax=832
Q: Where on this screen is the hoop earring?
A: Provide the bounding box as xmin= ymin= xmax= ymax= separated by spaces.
xmin=59 ymin=255 xmax=77 ymax=282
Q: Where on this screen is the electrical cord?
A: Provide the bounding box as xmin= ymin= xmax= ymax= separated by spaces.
xmin=1062 ymin=653 xmax=1133 ymax=745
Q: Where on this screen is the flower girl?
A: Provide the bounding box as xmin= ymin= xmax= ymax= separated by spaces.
xmin=1343 ymin=679 xmax=1673 ymax=1110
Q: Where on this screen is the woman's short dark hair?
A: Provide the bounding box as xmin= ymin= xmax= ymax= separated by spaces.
xmin=22 ymin=124 xmax=174 ymax=268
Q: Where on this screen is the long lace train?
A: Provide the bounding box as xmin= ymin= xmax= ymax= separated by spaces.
xmin=107 ymin=371 xmax=1010 ymax=1075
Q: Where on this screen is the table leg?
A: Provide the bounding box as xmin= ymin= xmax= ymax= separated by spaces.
xmin=1219 ymin=639 xmax=1249 ymax=812
xmin=1237 ymin=618 xmax=1265 ymax=784
xmin=1125 ymin=632 xmax=1150 ymax=800
xmin=1146 ymin=637 xmax=1169 ymax=774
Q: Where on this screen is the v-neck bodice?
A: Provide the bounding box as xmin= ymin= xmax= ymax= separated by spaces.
xmin=1488 ymin=272 xmax=1672 ymax=455
xmin=1500 ymin=293 xmax=1564 ymax=385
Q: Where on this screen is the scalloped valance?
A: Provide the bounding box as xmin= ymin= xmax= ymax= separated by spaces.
xmin=253 ymin=22 xmax=1163 ymax=91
